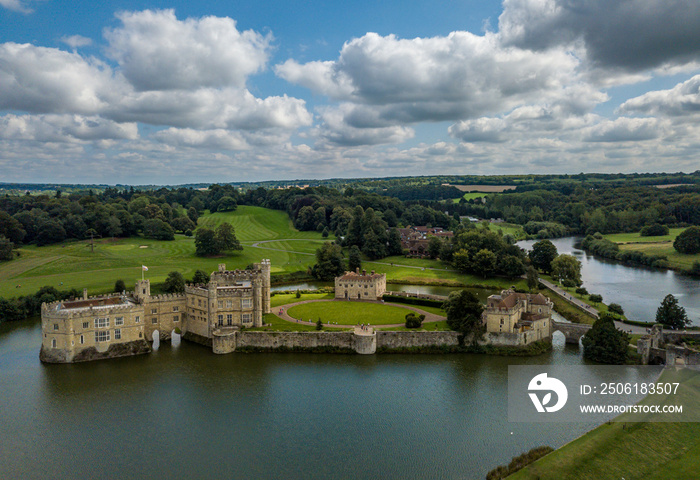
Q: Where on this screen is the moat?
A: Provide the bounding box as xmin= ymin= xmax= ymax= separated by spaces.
xmin=1 ymin=318 xmax=602 ymax=480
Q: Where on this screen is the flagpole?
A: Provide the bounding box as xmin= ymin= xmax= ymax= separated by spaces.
xmin=142 ymin=266 xmax=144 ymax=282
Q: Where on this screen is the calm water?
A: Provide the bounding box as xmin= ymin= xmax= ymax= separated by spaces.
xmin=1 ymin=319 xmax=600 ymax=480
xmin=518 ymin=237 xmax=700 ymax=326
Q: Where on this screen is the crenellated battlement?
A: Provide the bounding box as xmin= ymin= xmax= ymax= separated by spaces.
xmin=147 ymin=292 xmax=187 ymax=302
xmin=43 ymin=300 xmax=141 ymax=318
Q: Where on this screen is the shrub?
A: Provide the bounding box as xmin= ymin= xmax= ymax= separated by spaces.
xmin=295 ymin=290 xmax=302 ymax=299
xmin=404 ymin=313 xmax=425 ymax=329
xmin=608 ymin=303 xmax=624 ymax=315
xmin=575 ymin=287 xmax=588 ymax=295
xmin=315 ymin=319 xmax=323 ymax=330
xmin=640 ymin=224 xmax=669 ymax=236
xmin=589 ymin=294 xmax=603 ymax=303
xmin=114 ymin=279 xmax=126 ymax=293
xmin=673 ymin=226 xmax=700 ymax=254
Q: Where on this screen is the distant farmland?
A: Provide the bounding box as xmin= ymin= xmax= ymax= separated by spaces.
xmin=443 ymin=184 xmax=517 ymax=192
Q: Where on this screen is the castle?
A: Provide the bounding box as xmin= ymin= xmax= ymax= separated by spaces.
xmin=40 ymin=260 xmax=271 ymax=363
xmin=482 ymin=289 xmax=553 ymax=344
xmin=334 ymin=269 xmax=387 ymax=300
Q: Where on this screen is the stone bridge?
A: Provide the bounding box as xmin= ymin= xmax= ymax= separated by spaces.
xmin=552 ymin=321 xmax=592 ymax=344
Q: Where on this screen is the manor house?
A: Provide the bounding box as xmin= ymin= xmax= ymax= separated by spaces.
xmin=482 ymin=289 xmax=553 ymax=343
xmin=335 ymin=268 xmax=386 ymax=300
xmin=40 ymin=260 xmax=271 ymax=363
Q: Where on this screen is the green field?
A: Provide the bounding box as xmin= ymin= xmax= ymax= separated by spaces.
xmin=287 ymin=301 xmax=433 ymax=325
xmin=603 ymin=227 xmax=699 ymax=270
xmin=487 ymin=222 xmax=527 ymax=240
xmin=453 ymin=192 xmax=488 ymax=203
xmin=0 ymin=206 xmax=329 ymax=298
xmin=507 ymin=369 xmax=700 ymax=480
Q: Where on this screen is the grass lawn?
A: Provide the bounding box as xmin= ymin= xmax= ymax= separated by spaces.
xmin=487 ymin=222 xmax=527 ymax=240
xmin=507 ymin=369 xmax=700 ymax=480
xmin=247 ymin=313 xmax=351 ymax=332
xmin=604 ymin=228 xmax=685 ymax=244
xmin=287 ymin=301 xmax=426 ymax=325
xmin=453 ymin=192 xmax=488 ymax=203
xmin=617 ymin=242 xmax=700 ymax=270
xmin=0 ymin=205 xmax=328 ymax=299
xmin=270 ymin=292 xmax=334 ymax=308
xmin=603 ymin=228 xmax=699 ymax=270
xmin=378 ymin=320 xmax=451 ymax=331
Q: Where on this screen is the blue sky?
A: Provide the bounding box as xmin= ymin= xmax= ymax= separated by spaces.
xmin=1 ymin=0 xmax=699 ymax=184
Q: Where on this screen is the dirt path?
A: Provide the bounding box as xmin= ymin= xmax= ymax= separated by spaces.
xmin=273 ymin=298 xmax=446 ymax=329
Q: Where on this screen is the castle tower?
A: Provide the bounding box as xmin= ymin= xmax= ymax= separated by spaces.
xmin=259 ymin=259 xmax=271 ymax=314
xmin=135 ymin=279 xmax=151 ymax=303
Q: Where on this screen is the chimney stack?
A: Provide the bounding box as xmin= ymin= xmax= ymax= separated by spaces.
xmin=83 ymin=288 xmax=88 ymax=300
xmin=362 ymin=269 xmax=366 ymax=276
xmin=356 ymin=267 xmax=360 ymax=274
xmin=371 ymin=270 xmax=375 ymax=275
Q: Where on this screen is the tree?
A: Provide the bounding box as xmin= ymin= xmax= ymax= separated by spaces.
xmin=386 ymin=228 xmax=403 ymax=256
xmin=361 ymin=229 xmax=386 ymax=260
xmin=217 ymin=196 xmax=238 ymax=212
xmin=171 ymin=216 xmax=196 ymax=233
xmin=348 ymin=245 xmax=362 ymax=272
xmin=316 ymin=319 xmax=323 ymax=331
xmin=589 ymin=294 xmax=603 ymax=304
xmin=526 ymin=266 xmax=539 ymax=291
xmin=311 ymin=242 xmax=346 ymax=281
xmin=472 ymin=249 xmax=497 ymax=277
xmin=405 ymin=313 xmax=425 ymax=329
xmin=529 ymin=240 xmax=558 ymax=273
xmin=582 ymin=313 xmax=630 ymax=364
xmin=673 ymin=226 xmax=700 ymax=254
xmin=114 ymin=279 xmax=126 ymax=293
xmin=36 ymin=219 xmax=66 ymax=246
xmin=192 ymin=269 xmax=209 ymax=284
xmin=321 ymin=227 xmax=329 ymax=238
xmin=498 ymin=254 xmax=525 ymax=278
xmin=655 ymin=294 xmax=689 ymax=329
xmin=550 ymin=254 xmax=582 ymax=286
xmin=163 ymin=271 xmax=185 ymax=293
xmin=195 ymin=228 xmax=218 ymax=256
xmin=0 ymin=236 xmax=14 ymax=261
xmin=427 ymin=236 xmax=442 ymax=259
xmin=444 ymin=290 xmax=485 ymax=340
xmin=142 ymin=219 xmax=174 ymax=240
xmin=215 ymin=223 xmax=242 ymax=253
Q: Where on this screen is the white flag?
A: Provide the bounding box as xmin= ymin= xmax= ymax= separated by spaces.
xmin=142 ymin=265 xmax=148 ymax=271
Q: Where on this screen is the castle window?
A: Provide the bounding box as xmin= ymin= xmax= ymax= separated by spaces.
xmin=538 ymin=308 xmax=542 ymax=313
xmin=173 ymin=315 xmax=179 ymax=322
xmin=135 ymin=316 xmax=140 ymax=323
xmin=152 ymin=318 xmax=157 ymax=324
xmin=139 ymin=332 xmax=142 ymax=338
xmin=242 ymin=313 xmax=252 ymax=324
xmin=95 ymin=331 xmax=110 ymax=342
xmin=115 ymin=317 xmax=124 ymax=326
xmin=83 ymin=321 xmax=89 ymax=329
xmin=198 ymin=299 xmax=202 ymax=307
xmin=80 ymin=335 xmax=84 ymax=344
xmin=218 ymin=315 xmax=224 ymax=326
xmin=241 ymin=298 xmax=252 ymax=309
xmin=53 ymin=324 xmax=58 ymax=330
xmin=500 ymin=319 xmax=504 ymax=325
xmin=114 ymin=329 xmax=121 ymax=340
xmin=191 ymin=298 xmax=195 ymax=305
xmin=173 ymin=306 xmax=179 ymax=312
xmin=218 ymin=301 xmax=223 ymax=308
xmin=151 ymin=308 xmax=157 ymax=314
xmin=51 ymin=339 xmax=57 ymax=348
xmin=95 ymin=318 xmax=109 ymax=328
xmin=227 ymin=314 xmax=232 ymax=326
xmin=364 ymin=292 xmax=367 ymax=296
xmin=226 ymin=300 xmax=233 ymax=308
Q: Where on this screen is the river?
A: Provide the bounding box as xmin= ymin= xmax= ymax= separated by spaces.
xmin=1 ymin=319 xmax=602 ymax=480
xmin=518 ymin=237 xmax=700 ymax=326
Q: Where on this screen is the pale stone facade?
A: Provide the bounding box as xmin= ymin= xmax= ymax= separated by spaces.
xmin=40 ymin=260 xmax=271 ymax=363
xmin=482 ymin=289 xmax=553 ymax=344
xmin=334 ymin=269 xmax=386 ymax=300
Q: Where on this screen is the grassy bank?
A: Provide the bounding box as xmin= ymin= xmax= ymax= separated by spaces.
xmin=506 ymin=368 xmax=700 ymax=480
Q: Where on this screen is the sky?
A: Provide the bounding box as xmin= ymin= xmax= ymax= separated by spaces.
xmin=1 ymin=0 xmax=699 ymax=185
